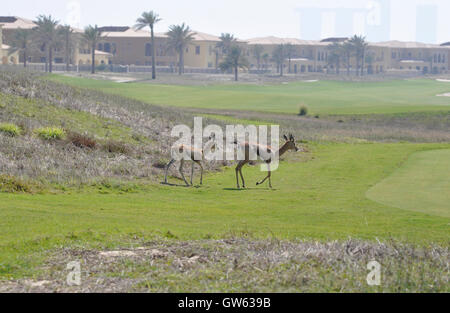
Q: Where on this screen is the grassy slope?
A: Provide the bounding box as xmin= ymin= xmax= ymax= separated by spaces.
xmin=367 ymin=149 xmax=450 ymax=217
xmin=1 ymin=142 xmax=449 ymax=277
xmin=48 ymin=75 xmax=450 ymax=115
xmin=0 ymin=92 xmax=146 ymax=144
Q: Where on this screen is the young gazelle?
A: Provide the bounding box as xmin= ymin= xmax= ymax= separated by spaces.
xmin=235 ymin=134 xmax=299 ymax=189
xmin=164 ymin=135 xmax=216 ymax=186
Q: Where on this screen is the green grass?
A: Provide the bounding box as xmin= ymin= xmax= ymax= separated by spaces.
xmin=0 ymin=123 xmax=22 ymax=137
xmin=34 ymin=126 xmax=66 ymax=140
xmin=1 ymin=142 xmax=449 ymax=278
xmin=47 ymin=75 xmax=450 ymax=115
xmin=367 ymin=149 xmax=450 ymax=217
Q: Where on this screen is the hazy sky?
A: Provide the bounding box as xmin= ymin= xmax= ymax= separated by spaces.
xmin=2 ymin=0 xmax=450 ymax=43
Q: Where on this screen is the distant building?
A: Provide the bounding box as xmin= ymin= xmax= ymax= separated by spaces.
xmin=0 ymin=15 xmax=449 ymax=74
xmin=247 ymin=36 xmax=450 ymax=74
xmin=0 ymin=24 xmax=19 ymax=64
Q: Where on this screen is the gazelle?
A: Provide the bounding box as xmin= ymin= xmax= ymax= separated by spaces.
xmin=235 ymin=134 xmax=299 ymax=189
xmin=164 ymin=134 xmax=216 ymax=186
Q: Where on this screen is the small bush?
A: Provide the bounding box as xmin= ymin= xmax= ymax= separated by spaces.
xmin=0 ymin=174 xmax=32 ymax=193
xmin=67 ymin=132 xmax=97 ymax=149
xmin=102 ymin=140 xmax=129 ymax=154
xmin=298 ymin=106 xmax=308 ymax=116
xmin=35 ymin=127 xmax=66 ymax=140
xmin=0 ymin=123 xmax=22 ymax=137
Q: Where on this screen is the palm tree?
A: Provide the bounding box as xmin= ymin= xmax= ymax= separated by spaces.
xmin=59 ymin=25 xmax=75 ymax=71
xmin=219 ymin=45 xmax=249 ymax=81
xmin=285 ymin=43 xmax=296 ymax=73
xmin=35 ymin=15 xmax=60 ymax=73
xmin=262 ymin=53 xmax=270 ymax=70
xmin=166 ymin=23 xmax=195 ymax=75
xmin=12 ymin=28 xmax=33 ymax=68
xmin=272 ymin=44 xmax=286 ymax=76
xmin=217 ymin=33 xmax=236 ymax=56
xmin=252 ymin=44 xmax=264 ymax=70
xmin=349 ymin=35 xmax=368 ymax=76
xmin=327 ymin=42 xmax=343 ymax=75
xmin=83 ymin=25 xmax=103 ymax=74
xmin=134 ymin=11 xmax=162 ymax=80
xmin=343 ymin=41 xmax=354 ymax=76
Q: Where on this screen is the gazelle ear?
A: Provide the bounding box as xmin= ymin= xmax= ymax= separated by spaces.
xmin=283 ymin=135 xmax=289 ymax=141
xmin=289 ymin=134 xmax=294 ymax=141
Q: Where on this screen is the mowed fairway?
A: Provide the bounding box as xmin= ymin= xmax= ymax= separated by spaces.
xmin=367 ymin=149 xmax=450 ymax=218
xmin=48 ymin=75 xmax=450 ymax=115
xmin=1 ymin=142 xmax=450 ymax=278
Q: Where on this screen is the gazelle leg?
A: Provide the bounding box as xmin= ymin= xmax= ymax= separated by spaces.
xmin=235 ymin=161 xmax=244 ymax=189
xmin=164 ymin=159 xmax=175 ymax=184
xmin=194 ymin=161 xmax=203 ymax=185
xmin=239 ymin=168 xmax=246 ymax=188
xmin=235 ymin=166 xmax=240 ymax=189
xmin=235 ymin=160 xmax=248 ymax=189
xmin=179 ymin=159 xmax=189 ymax=186
xmin=257 ymin=164 xmax=271 ymax=188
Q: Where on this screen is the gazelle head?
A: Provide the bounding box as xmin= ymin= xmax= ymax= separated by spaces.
xmin=206 ymin=133 xmax=217 ymax=151
xmin=283 ymin=134 xmax=299 ymax=152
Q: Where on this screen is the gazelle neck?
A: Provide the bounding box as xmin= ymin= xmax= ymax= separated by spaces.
xmin=278 ymin=142 xmax=291 ymax=157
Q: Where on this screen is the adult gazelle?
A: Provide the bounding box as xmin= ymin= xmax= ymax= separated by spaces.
xmin=164 ymin=134 xmax=216 ymax=186
xmin=235 ymin=134 xmax=299 ymax=189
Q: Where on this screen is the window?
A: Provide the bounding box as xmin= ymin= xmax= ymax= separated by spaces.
xmin=98 ymin=43 xmax=103 ymax=51
xmin=104 ymin=43 xmax=111 ymax=53
xmin=145 ymin=43 xmax=152 ymax=56
xmin=392 ymin=52 xmax=396 ymax=59
xmin=195 ymin=46 xmax=200 ymax=55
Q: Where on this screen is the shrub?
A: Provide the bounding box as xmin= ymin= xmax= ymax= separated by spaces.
xmin=35 ymin=127 xmax=66 ymax=140
xmin=298 ymin=106 xmax=308 ymax=116
xmin=67 ymin=132 xmax=97 ymax=149
xmin=0 ymin=123 xmax=22 ymax=137
xmin=102 ymin=140 xmax=129 ymax=154
xmin=0 ymin=174 xmax=32 ymax=193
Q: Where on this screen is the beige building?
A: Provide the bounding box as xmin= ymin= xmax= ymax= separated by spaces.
xmin=0 ymin=16 xmax=449 ymax=73
xmin=96 ymin=27 xmax=222 ymax=68
xmin=0 ymin=24 xmax=19 ymax=65
xmin=247 ymin=36 xmax=450 ymax=74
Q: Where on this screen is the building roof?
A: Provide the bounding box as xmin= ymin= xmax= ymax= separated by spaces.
xmin=0 ymin=16 xmax=36 ymax=29
xmin=100 ymin=26 xmax=161 ymax=38
xmin=190 ymin=31 xmax=220 ymax=42
xmin=246 ymin=36 xmax=327 ymax=46
xmin=371 ymin=40 xmax=450 ymax=49
xmin=99 ymin=27 xmax=221 ymax=42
